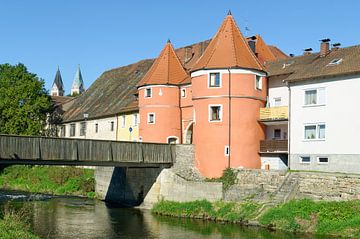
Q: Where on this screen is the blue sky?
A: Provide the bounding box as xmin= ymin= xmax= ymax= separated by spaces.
xmin=1 ymin=0 xmax=359 ymax=94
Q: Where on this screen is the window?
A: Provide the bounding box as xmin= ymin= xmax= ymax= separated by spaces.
xmin=209 ymin=105 xmax=222 ymax=122
xmin=70 ymin=124 xmax=76 ymax=137
xmin=145 ymin=88 xmax=152 ymax=98
xmin=224 ymin=146 xmax=230 ymax=156
xmin=60 ymin=125 xmax=66 ymax=137
xmin=274 ymin=97 xmax=282 ymax=107
xmin=147 ymin=113 xmax=155 ymax=124
xmin=274 ymin=129 xmax=281 ymax=139
xmin=95 ymin=123 xmax=98 ymax=133
xmin=300 ymin=156 xmax=311 ymax=164
xmin=181 ymin=88 xmax=186 ymax=98
xmin=304 ymin=88 xmax=325 ymax=106
xmin=80 ymin=122 xmax=87 ymax=136
xmin=110 ymin=121 xmax=114 ymax=131
xmin=167 ymin=137 xmax=178 ymax=144
xmin=133 ymin=114 xmax=138 ymax=126
xmin=121 ymin=115 xmax=126 ymax=128
xmin=304 ymin=123 xmax=326 ymax=140
xmin=327 ymin=58 xmax=343 ymax=66
xmin=317 ymin=157 xmax=329 ymax=164
xmin=209 ymin=72 xmax=220 ymax=87
xmin=255 ymin=75 xmax=262 ymax=90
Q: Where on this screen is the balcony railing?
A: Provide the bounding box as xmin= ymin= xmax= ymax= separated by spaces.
xmin=260 ymin=140 xmax=288 ymax=153
xmin=259 ymin=106 xmax=288 ymax=121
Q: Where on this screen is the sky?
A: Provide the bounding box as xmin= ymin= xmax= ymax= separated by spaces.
xmin=1 ymin=0 xmax=359 ymax=94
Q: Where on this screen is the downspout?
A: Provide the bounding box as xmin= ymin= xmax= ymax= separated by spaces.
xmin=178 ymin=86 xmax=183 ymax=144
xmin=227 ymin=68 xmax=232 ymax=168
xmin=286 ymin=81 xmax=291 ymax=169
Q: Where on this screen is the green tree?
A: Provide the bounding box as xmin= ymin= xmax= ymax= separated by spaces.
xmin=0 ymin=63 xmax=53 ymax=136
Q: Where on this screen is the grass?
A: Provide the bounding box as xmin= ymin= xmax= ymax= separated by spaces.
xmin=205 ymin=168 xmax=237 ymax=191
xmin=152 ymin=200 xmax=260 ymax=222
xmin=0 ymin=204 xmax=39 ymax=239
xmin=0 ymin=165 xmax=95 ymax=198
xmin=259 ymin=199 xmax=360 ymax=238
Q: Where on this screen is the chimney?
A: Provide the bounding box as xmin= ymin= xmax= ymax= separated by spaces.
xmin=320 ymin=38 xmax=331 ymax=57
xmin=303 ymin=48 xmax=313 ymax=55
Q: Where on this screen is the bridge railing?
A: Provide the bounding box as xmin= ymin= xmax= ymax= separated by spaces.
xmin=0 ymin=135 xmax=174 ymax=164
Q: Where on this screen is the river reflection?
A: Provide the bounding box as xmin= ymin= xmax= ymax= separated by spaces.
xmin=1 ymin=193 xmax=330 ymax=239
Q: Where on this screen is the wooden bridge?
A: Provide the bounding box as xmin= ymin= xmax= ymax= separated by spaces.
xmin=0 ymin=135 xmax=174 ymax=167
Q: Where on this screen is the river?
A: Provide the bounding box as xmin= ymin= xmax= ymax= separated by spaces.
xmin=0 ymin=190 xmax=328 ymax=239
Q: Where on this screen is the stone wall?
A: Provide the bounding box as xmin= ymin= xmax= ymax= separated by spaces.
xmin=295 ymin=172 xmax=360 ymax=201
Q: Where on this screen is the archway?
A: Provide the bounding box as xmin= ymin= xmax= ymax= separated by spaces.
xmin=184 ymin=122 xmax=193 ymax=144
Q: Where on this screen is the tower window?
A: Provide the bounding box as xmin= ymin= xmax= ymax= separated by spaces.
xmin=181 ymin=88 xmax=186 ymax=98
xmin=209 ymin=72 xmax=221 ymax=88
xmin=147 ymin=113 xmax=155 ymax=124
xmin=255 ymin=75 xmax=262 ymax=90
xmin=145 ymin=88 xmax=152 ymax=98
xmin=209 ymin=105 xmax=222 ymax=122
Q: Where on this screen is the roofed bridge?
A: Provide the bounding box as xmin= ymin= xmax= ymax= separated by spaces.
xmin=0 ymin=135 xmax=174 ymax=167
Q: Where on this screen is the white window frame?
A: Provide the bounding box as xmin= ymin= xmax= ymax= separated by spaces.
xmin=304 ymin=123 xmax=326 ymax=141
xmin=166 ymin=136 xmax=179 ymax=144
xmin=145 ymin=88 xmax=152 ymax=98
xmin=70 ymin=124 xmax=76 ymax=137
xmin=208 ymin=104 xmax=222 ymax=122
xmin=181 ymin=88 xmax=186 ymax=98
xmin=317 ymin=156 xmax=329 ymax=165
xmin=132 ymin=113 xmax=138 ymax=127
xmin=303 ymin=87 xmax=326 ymax=107
xmin=121 ymin=115 xmax=126 ymax=128
xmin=208 ymin=72 xmax=221 ymax=88
xmin=224 ymin=145 xmax=230 ymax=156
xmin=299 ymin=156 xmax=311 ymax=164
xmin=147 ymin=113 xmax=155 ymax=124
xmin=255 ymin=75 xmax=262 ymax=90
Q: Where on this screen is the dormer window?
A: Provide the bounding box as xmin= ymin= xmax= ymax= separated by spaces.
xmin=209 ymin=72 xmax=221 ymax=88
xmin=327 ymin=58 xmax=343 ymax=66
xmin=145 ymin=88 xmax=152 ymax=98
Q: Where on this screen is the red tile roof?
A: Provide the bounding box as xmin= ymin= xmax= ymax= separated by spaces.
xmin=137 ymin=41 xmax=189 ymax=86
xmin=192 ymin=14 xmax=264 ymax=72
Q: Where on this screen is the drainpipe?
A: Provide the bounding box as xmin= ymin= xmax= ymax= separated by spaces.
xmin=286 ymin=81 xmax=291 ymax=169
xmin=227 ymin=68 xmax=232 ymax=168
xmin=178 ymin=85 xmax=183 ymax=144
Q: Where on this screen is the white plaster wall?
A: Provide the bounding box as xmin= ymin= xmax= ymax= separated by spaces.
xmin=261 ymin=156 xmax=288 ymax=170
xmin=290 ymin=75 xmax=360 ymax=155
xmin=62 ymin=116 xmax=117 ymax=140
xmin=268 ymin=77 xmax=289 ymax=107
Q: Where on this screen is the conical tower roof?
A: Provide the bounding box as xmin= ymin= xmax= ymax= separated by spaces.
xmin=137 ymin=40 xmax=189 ymax=87
xmin=72 ymin=65 xmax=84 ymax=89
xmin=52 ymin=68 xmax=64 ymax=90
xmin=192 ymin=13 xmax=264 ymax=72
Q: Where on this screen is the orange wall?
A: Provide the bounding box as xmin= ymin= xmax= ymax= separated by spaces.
xmin=192 ymin=71 xmax=267 ymax=177
xmin=139 ymin=86 xmax=181 ymax=143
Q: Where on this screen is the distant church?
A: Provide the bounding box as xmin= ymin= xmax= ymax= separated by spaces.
xmin=51 ymin=65 xmax=85 ymax=96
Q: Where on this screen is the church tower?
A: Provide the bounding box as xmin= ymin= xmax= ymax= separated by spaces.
xmin=71 ymin=65 xmax=85 ymax=96
xmin=51 ymin=67 xmax=64 ymax=96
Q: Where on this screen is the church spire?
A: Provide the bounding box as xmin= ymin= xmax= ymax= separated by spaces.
xmin=71 ymin=65 xmax=85 ymax=96
xmin=51 ymin=67 xmax=64 ymax=96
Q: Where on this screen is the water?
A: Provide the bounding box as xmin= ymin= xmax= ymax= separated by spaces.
xmin=0 ymin=191 xmax=328 ymax=239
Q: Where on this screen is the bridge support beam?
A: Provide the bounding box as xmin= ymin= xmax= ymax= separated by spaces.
xmin=95 ymin=166 xmax=164 ymax=206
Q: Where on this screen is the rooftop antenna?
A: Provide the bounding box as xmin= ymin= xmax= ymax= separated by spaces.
xmin=227 ymin=9 xmax=232 ymax=15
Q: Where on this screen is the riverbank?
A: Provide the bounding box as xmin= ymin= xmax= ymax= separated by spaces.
xmin=0 ymin=165 xmax=95 ymax=198
xmin=0 ymin=204 xmax=39 ymax=238
xmin=152 ymin=199 xmax=360 ymax=238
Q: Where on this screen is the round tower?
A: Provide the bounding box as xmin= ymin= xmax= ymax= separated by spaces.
xmin=190 ymin=13 xmax=267 ymax=177
xmin=137 ymin=41 xmax=189 ymax=144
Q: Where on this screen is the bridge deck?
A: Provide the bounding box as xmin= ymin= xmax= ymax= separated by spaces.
xmin=0 ymin=135 xmax=174 ymax=167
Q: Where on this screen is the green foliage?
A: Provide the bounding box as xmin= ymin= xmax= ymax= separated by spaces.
xmin=260 ymin=199 xmax=360 ymax=238
xmin=152 ymin=200 xmax=260 ymax=222
xmin=0 ymin=204 xmax=39 ymax=238
xmin=0 ymin=165 xmax=95 ymax=197
xmin=0 ymin=63 xmax=53 ymax=136
xmin=205 ymin=168 xmax=237 ymax=191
